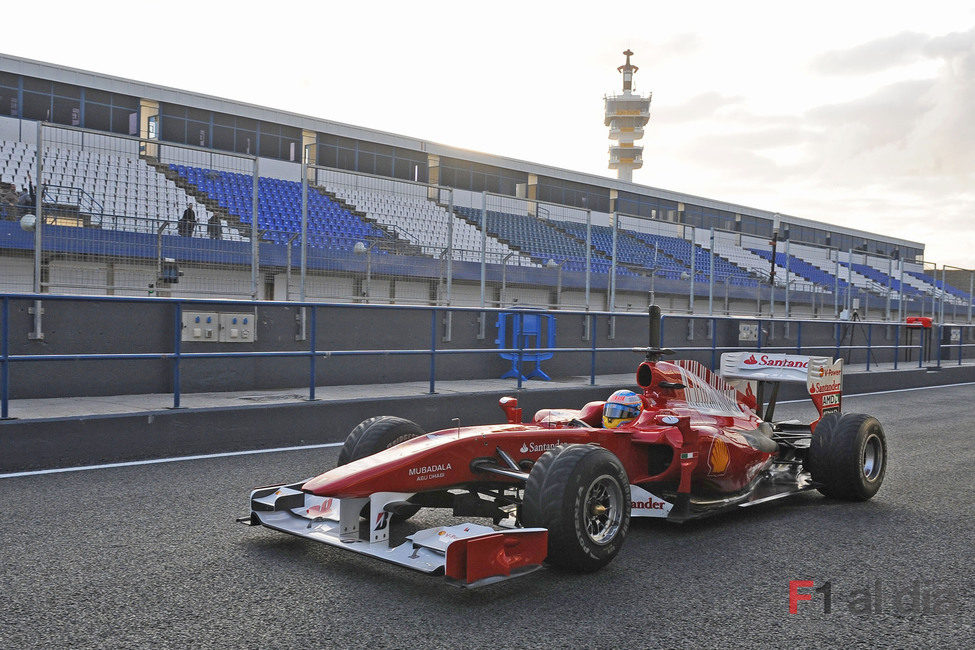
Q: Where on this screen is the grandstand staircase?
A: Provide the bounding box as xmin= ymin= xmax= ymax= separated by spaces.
xmin=313 ymin=185 xmax=428 ymax=257
xmin=145 ymin=159 xmax=242 ymax=234
xmin=550 ymin=223 xmax=673 ymax=276
xmin=445 ymin=203 xmax=548 ymax=266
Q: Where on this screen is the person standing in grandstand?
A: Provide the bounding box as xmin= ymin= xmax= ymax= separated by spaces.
xmin=207 ymin=213 xmax=221 ymax=239
xmin=17 ymin=173 xmax=36 ymax=217
xmin=178 ymin=204 xmax=196 ymax=237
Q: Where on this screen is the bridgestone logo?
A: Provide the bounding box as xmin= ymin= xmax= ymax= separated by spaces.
xmin=408 ymin=463 xmax=452 ymax=476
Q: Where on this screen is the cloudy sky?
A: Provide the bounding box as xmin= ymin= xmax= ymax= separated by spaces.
xmin=4 ymin=1 xmax=974 ymax=267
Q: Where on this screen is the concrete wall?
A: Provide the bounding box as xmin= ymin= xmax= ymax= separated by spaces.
xmin=3 ymin=296 xmax=971 ymax=400
xmin=3 ymin=363 xmax=974 ymax=472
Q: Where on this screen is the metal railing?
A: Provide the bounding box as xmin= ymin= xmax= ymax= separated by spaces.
xmin=2 ymin=292 xmax=973 ymax=420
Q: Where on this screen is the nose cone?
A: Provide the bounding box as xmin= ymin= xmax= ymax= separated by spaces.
xmin=301 ymin=433 xmax=459 ymax=497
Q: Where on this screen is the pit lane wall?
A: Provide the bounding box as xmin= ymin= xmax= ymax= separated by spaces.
xmin=3 ymin=294 xmax=972 ymax=399
xmin=2 ymin=364 xmax=974 ymax=473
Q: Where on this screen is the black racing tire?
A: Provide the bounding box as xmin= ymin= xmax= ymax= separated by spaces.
xmin=340 ymin=416 xmax=425 ymax=521
xmin=520 ymin=444 xmax=571 ymax=525
xmin=808 ymin=413 xmax=887 ymax=501
xmin=521 ymin=444 xmax=631 ymax=572
xmin=336 ymin=416 xmax=389 ymax=467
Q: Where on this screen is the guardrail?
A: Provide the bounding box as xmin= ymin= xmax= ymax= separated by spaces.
xmin=1 ymin=293 xmax=973 ymax=420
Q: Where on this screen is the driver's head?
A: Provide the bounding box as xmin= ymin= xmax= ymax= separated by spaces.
xmin=603 ymin=390 xmax=642 ymax=429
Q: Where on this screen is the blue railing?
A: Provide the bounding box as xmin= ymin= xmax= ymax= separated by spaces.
xmin=1 ymin=293 xmax=973 ymax=420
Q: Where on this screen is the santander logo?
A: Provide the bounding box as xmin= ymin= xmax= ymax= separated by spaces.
xmin=740 ymin=354 xmax=808 ymax=369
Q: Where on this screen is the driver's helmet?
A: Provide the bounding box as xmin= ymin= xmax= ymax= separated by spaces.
xmin=603 ymin=390 xmax=643 ymax=429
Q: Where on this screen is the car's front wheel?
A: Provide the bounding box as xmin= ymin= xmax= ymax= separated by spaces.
xmin=337 ymin=416 xmax=424 ymax=521
xmin=521 ymin=443 xmax=630 ymax=572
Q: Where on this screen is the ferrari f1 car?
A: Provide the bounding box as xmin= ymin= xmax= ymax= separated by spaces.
xmin=240 ymin=307 xmax=887 ymax=587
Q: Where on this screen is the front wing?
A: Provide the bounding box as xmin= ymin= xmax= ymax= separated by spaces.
xmin=240 ymin=483 xmax=547 ymax=588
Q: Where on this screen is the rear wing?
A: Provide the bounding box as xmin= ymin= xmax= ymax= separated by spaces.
xmin=719 ymin=352 xmax=843 ymax=427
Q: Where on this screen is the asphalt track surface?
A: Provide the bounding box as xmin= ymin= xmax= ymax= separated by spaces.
xmin=2 ymin=386 xmax=973 ymax=648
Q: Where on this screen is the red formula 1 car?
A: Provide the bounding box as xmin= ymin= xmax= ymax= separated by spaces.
xmin=240 ymin=308 xmax=888 ymax=587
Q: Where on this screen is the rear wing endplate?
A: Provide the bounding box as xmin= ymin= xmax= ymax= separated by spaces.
xmin=719 ymin=352 xmax=843 ymax=426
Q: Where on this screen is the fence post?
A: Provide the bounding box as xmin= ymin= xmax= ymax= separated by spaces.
xmin=710 ymin=317 xmax=717 ymax=371
xmin=936 ymin=324 xmax=942 ymax=368
xmin=784 ymin=238 xmax=790 ymax=317
xmin=898 ymin=261 xmax=905 ymax=321
xmin=708 ymin=228 xmax=715 ymax=316
xmin=894 ymin=323 xmax=899 ymax=370
xmin=1 ymin=296 xmax=8 ymax=419
xmin=172 ymin=301 xmax=182 ymax=409
xmin=516 ymin=312 xmax=524 ymax=391
xmin=969 ymin=270 xmax=973 ymax=324
xmin=688 ymin=225 xmax=695 ymax=314
xmin=958 ymin=325 xmax=963 ymax=366
xmin=834 ymin=255 xmax=840 ymax=317
xmin=610 ymin=212 xmax=618 ymax=314
xmin=885 ymin=257 xmax=892 ymax=321
xmin=846 ymin=249 xmax=853 ymax=312
xmin=918 ymin=328 xmax=924 ymax=369
xmin=478 ymin=191 xmax=487 ymax=338
xmin=308 ymin=305 xmax=317 ymax=401
xmin=590 ymin=312 xmax=597 ymax=386
xmin=866 ymin=323 xmax=872 ymax=371
xmin=429 ymin=308 xmax=437 ymax=394
xmin=446 ymin=188 xmax=454 ymax=306
xmin=585 ymin=209 xmax=592 ymax=310
xmin=31 ymin=123 xmax=44 ymax=340
xmin=939 ymin=266 xmax=946 ymax=325
xmin=444 ymin=189 xmax=454 ymax=341
xmin=300 ymin=154 xmax=308 ymax=303
xmin=834 ymin=322 xmax=840 ymax=361
xmin=251 ymin=157 xmax=260 ymax=300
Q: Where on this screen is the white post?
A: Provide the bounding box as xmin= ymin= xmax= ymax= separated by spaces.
xmin=251 ymin=157 xmax=260 ymax=300
xmin=479 ymin=191 xmax=487 ymax=309
xmin=708 ymin=228 xmax=715 ymax=316
xmin=300 ymin=154 xmax=308 ymax=302
xmin=585 ymin=209 xmax=591 ymax=310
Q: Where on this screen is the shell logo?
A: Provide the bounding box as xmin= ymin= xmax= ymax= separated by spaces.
xmin=708 ymin=438 xmax=730 ymax=475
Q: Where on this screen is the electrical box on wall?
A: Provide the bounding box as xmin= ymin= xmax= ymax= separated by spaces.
xmin=739 ymin=322 xmax=758 ymax=342
xmin=181 ymin=312 xmax=220 ymax=342
xmin=181 ymin=311 xmax=257 ymax=343
xmin=218 ymin=313 xmax=256 ymax=343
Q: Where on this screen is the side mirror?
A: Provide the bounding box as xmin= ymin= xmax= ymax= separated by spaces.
xmin=499 ymin=396 xmax=522 ymax=424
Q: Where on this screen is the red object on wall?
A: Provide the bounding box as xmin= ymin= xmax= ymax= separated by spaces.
xmin=905 ymin=316 xmax=932 ymax=328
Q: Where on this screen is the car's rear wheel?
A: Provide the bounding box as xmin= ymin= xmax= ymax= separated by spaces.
xmin=338 ymin=416 xmax=425 ymax=521
xmin=521 ymin=443 xmax=630 ymax=572
xmin=807 ymin=412 xmax=887 ymax=500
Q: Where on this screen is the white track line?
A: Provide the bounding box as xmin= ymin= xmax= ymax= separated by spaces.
xmin=0 ymin=442 xmax=342 ymax=479
xmin=2 ymin=381 xmax=974 ymax=480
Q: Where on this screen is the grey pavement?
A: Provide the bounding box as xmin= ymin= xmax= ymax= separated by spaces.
xmin=1 ymin=385 xmax=972 ymax=647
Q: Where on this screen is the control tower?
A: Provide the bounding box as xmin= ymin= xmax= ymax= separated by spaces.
xmin=605 ymin=50 xmax=652 ymax=182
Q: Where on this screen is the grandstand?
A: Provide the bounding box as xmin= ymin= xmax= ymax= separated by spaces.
xmin=0 ymin=53 xmax=970 ymax=316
